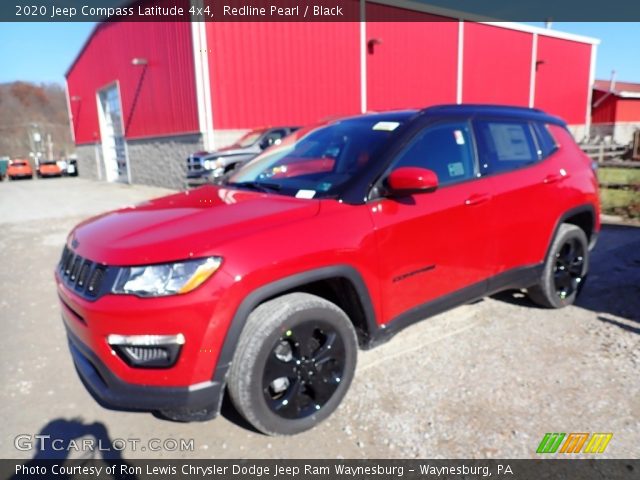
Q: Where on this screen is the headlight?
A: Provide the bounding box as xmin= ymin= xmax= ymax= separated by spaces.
xmin=112 ymin=257 xmax=222 ymax=297
xmin=203 ymin=158 xmax=223 ymax=170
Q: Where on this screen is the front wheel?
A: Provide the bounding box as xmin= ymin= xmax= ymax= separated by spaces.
xmin=227 ymin=293 xmax=358 ymax=435
xmin=528 ymin=223 xmax=589 ymax=308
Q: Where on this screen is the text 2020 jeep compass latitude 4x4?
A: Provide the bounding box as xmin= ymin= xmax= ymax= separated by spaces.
xmin=57 ymin=105 xmax=599 ymax=435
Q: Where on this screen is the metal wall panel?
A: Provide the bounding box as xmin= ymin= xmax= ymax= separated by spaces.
xmin=614 ymin=99 xmax=640 ymax=122
xmin=462 ymin=23 xmax=532 ymax=107
xmin=206 ymin=22 xmax=361 ymax=129
xmin=67 ymin=22 xmax=199 ymax=144
xmin=365 ymin=4 xmax=458 ymax=111
xmin=534 ymin=36 xmax=592 ymax=125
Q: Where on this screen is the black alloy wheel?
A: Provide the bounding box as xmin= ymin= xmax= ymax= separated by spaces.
xmin=528 ymin=223 xmax=589 ymax=309
xmin=227 ymin=292 xmax=358 ymax=435
xmin=553 ymin=237 xmax=586 ymax=300
xmin=262 ymin=321 xmax=346 ymax=419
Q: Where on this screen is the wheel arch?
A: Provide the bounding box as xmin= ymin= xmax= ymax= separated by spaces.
xmin=546 ymin=204 xmax=597 ymax=260
xmin=212 ymin=265 xmax=378 ymax=386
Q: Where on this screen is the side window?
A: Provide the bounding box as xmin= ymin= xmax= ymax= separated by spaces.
xmin=475 ymin=120 xmax=539 ymax=175
xmin=392 ymin=122 xmax=476 ymax=186
xmin=262 ymin=129 xmax=287 ymax=148
xmin=532 ymin=122 xmax=558 ymax=158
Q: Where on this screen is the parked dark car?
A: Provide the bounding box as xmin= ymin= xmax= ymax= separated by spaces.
xmin=65 ymin=158 xmax=79 ymax=177
xmin=186 ymin=127 xmax=298 ymax=187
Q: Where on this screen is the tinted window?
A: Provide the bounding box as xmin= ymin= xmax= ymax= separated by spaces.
xmin=475 ymin=120 xmax=539 ymax=175
xmin=392 ymin=122 xmax=476 ymax=186
xmin=533 ymin=122 xmax=558 ymax=158
xmin=228 ymin=118 xmax=402 ymax=197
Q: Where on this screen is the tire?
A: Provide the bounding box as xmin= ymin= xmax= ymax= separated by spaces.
xmin=227 ymin=292 xmax=358 ymax=436
xmin=528 ymin=224 xmax=589 ymax=308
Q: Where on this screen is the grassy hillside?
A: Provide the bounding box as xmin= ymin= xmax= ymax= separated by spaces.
xmin=0 ymin=81 xmax=73 ymax=159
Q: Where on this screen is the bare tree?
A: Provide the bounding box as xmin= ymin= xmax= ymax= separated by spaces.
xmin=0 ymin=81 xmax=74 ymax=159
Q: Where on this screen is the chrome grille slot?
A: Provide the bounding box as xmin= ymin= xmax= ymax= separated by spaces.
xmin=57 ymin=248 xmax=110 ymax=300
xmin=69 ymin=257 xmax=82 ymax=282
xmin=86 ymin=267 xmax=105 ymax=297
xmin=77 ymin=261 xmax=91 ymax=288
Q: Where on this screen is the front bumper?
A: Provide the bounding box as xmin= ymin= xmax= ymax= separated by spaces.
xmin=186 ymin=170 xmax=225 ymax=187
xmin=67 ymin=328 xmax=223 ymax=413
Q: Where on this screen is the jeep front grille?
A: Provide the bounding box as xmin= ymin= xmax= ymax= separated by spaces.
xmin=58 ymin=247 xmax=109 ymax=299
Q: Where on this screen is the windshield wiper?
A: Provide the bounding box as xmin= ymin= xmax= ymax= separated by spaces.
xmin=227 ymin=180 xmax=282 ymax=193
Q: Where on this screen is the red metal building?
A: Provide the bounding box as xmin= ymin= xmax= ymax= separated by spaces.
xmin=66 ymin=1 xmax=599 ymax=188
xmin=592 ymin=79 xmax=640 ymax=144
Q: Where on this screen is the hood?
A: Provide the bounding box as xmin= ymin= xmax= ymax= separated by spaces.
xmin=208 ymin=145 xmax=256 ymax=156
xmin=70 ymin=186 xmax=320 ymax=265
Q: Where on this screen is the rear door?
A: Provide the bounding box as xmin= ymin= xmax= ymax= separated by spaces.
xmin=473 ymin=117 xmax=566 ymax=274
xmin=369 ymin=120 xmax=495 ymax=322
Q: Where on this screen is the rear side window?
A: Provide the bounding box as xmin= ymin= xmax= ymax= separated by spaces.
xmin=532 ymin=122 xmax=558 ymax=158
xmin=475 ymin=120 xmax=539 ymax=175
xmin=392 ymin=122 xmax=476 ymax=186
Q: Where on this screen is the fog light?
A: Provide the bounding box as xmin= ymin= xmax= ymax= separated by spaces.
xmin=107 ymin=334 xmax=184 ymax=368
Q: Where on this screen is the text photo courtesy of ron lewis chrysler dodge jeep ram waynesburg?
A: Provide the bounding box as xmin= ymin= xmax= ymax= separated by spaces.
xmin=56 ymin=105 xmax=599 ymax=436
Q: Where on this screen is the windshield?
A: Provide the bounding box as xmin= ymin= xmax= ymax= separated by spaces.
xmin=226 ymin=119 xmax=402 ymax=198
xmin=232 ymin=130 xmax=266 ymax=148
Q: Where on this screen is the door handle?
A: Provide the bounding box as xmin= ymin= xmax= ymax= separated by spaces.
xmin=464 ymin=193 xmax=491 ymax=206
xmin=543 ymin=169 xmax=569 ymax=184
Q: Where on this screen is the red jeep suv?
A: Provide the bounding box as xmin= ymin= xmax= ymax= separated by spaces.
xmin=57 ymin=105 xmax=599 ymax=435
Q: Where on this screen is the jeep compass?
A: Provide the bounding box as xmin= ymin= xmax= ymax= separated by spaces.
xmin=57 ymin=105 xmax=599 ymax=435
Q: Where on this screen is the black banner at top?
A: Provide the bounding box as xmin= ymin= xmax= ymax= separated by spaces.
xmin=3 ymin=0 xmax=640 ymax=22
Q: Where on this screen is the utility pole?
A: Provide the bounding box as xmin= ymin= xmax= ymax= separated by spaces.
xmin=47 ymin=133 xmax=53 ymax=159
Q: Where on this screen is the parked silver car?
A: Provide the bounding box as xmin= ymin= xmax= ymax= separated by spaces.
xmin=186 ymin=127 xmax=299 ymax=187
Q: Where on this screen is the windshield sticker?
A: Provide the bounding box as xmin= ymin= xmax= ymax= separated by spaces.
xmin=448 ymin=162 xmax=465 ymax=177
xmin=295 ymin=189 xmax=316 ymax=199
xmin=454 ymin=130 xmax=465 ymax=145
xmin=317 ymin=182 xmax=332 ymax=192
xmin=372 ymin=121 xmax=400 ymax=131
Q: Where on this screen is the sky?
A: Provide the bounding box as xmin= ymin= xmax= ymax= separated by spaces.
xmin=0 ymin=22 xmax=638 ymax=85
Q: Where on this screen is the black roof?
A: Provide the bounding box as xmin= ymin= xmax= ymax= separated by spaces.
xmin=335 ymin=104 xmax=565 ymax=126
xmin=420 ymin=104 xmax=566 ymax=125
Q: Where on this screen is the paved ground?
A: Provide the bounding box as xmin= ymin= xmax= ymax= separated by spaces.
xmin=1 ymin=178 xmax=638 ymax=460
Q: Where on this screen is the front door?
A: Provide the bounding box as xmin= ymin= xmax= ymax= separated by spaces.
xmin=97 ymin=85 xmax=129 ymax=183
xmin=370 ymin=120 xmax=494 ymax=322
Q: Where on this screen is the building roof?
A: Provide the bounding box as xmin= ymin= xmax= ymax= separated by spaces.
xmin=65 ymin=3 xmax=600 ymax=79
xmin=594 ymin=79 xmax=640 ymax=98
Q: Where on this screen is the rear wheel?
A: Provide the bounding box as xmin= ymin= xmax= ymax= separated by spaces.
xmin=227 ymin=293 xmax=358 ymax=435
xmin=528 ymin=224 xmax=589 ymax=308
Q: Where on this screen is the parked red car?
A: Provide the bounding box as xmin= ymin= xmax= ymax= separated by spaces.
xmin=37 ymin=160 xmax=63 ymax=178
xmin=57 ymin=105 xmax=600 ymax=435
xmin=7 ymin=159 xmax=33 ymax=179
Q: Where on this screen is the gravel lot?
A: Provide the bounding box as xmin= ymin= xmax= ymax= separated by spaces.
xmin=0 ymin=178 xmax=638 ymax=460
